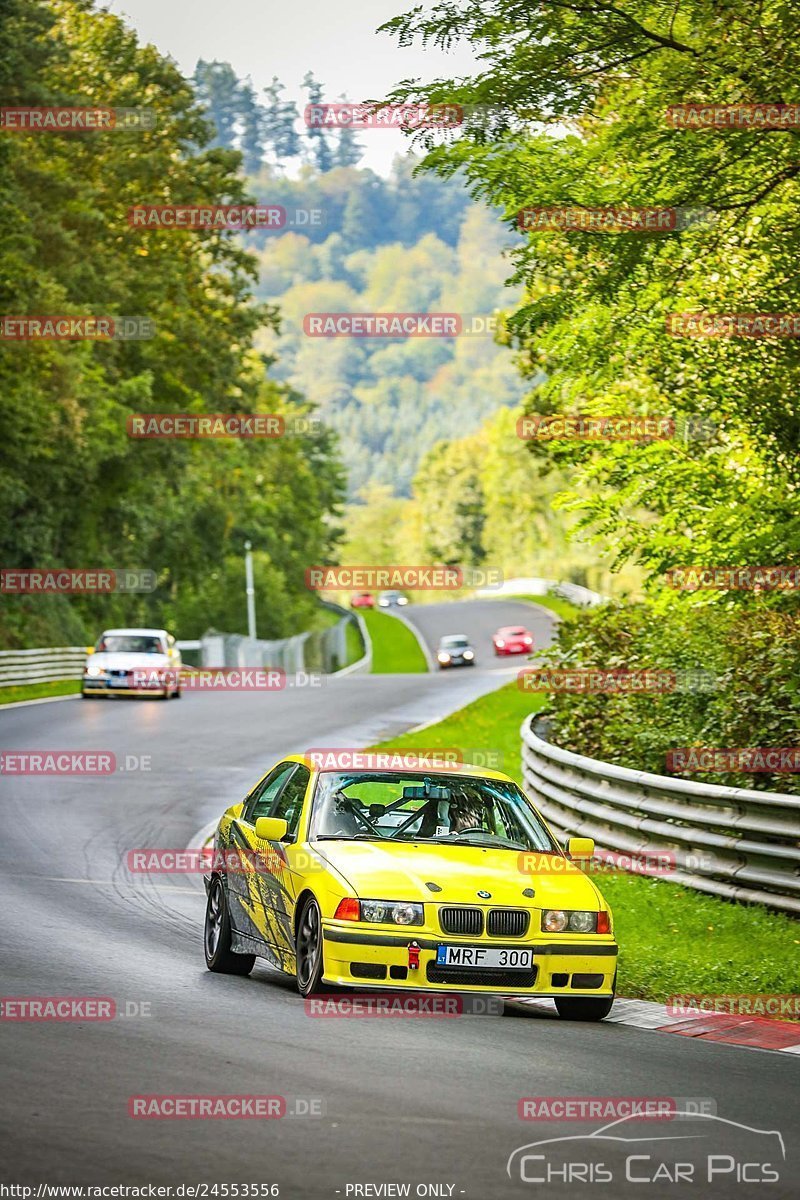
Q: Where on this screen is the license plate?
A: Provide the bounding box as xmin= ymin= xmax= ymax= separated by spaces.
xmin=436 ymin=946 xmax=533 ymax=969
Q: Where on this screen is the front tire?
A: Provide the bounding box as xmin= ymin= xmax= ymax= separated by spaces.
xmin=555 ymin=995 xmax=614 ymax=1021
xmin=295 ymin=896 xmax=325 ymax=996
xmin=204 ymin=876 xmax=255 ymax=975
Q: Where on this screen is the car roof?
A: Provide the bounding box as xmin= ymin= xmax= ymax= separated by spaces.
xmin=498 ymin=625 xmax=528 ymax=633
xmin=278 ymin=752 xmax=514 ymax=785
xmin=440 ymin=633 xmax=469 ymax=640
xmin=100 ymin=628 xmax=169 ymax=637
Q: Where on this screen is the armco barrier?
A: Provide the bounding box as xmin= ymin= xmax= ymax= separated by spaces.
xmin=0 ymin=646 xmax=87 ymax=687
xmin=521 ymin=714 xmax=800 ymax=915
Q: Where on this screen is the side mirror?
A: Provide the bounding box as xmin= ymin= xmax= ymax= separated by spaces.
xmin=567 ymin=836 xmax=594 ymax=860
xmin=255 ymin=816 xmax=289 ymax=842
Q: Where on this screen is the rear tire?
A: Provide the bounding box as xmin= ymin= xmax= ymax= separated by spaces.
xmin=204 ymin=876 xmax=255 ymax=975
xmin=555 ymin=995 xmax=614 ymax=1021
xmin=295 ymin=896 xmax=325 ymax=996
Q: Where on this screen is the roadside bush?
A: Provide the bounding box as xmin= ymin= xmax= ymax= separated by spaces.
xmin=540 ymin=597 xmax=800 ymax=793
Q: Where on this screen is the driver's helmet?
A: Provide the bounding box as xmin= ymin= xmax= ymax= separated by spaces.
xmin=448 ymin=789 xmax=486 ymax=833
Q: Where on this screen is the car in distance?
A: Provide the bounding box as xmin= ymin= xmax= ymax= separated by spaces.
xmin=493 ymin=625 xmax=534 ymax=656
xmin=437 ymin=634 xmax=475 ymax=668
xmin=377 ymin=590 xmax=409 ymax=607
xmin=202 ymin=757 xmax=617 ymax=1019
xmin=350 ymin=591 xmax=375 ymax=609
xmin=81 ymin=628 xmax=182 ymax=698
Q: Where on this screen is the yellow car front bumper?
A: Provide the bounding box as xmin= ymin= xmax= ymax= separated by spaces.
xmin=321 ymin=924 xmax=618 ymax=996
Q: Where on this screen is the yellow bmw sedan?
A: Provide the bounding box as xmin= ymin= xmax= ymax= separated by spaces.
xmin=203 ymin=755 xmax=618 ymax=1020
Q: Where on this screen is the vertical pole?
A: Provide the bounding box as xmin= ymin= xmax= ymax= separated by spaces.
xmin=244 ymin=540 xmax=257 ymax=639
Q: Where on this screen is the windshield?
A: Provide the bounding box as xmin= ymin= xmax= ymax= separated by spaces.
xmin=95 ymin=634 xmax=164 ymax=654
xmin=310 ymin=771 xmax=558 ymax=853
xmin=441 ymin=637 xmax=468 ymax=648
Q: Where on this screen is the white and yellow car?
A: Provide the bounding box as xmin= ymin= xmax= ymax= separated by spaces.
xmin=203 ymin=757 xmax=618 ymax=1019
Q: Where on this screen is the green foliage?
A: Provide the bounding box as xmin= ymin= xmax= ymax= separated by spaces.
xmin=253 ymin=184 xmax=528 ymax=495
xmin=0 ymin=0 xmax=344 ymax=648
xmin=541 ymin=600 xmax=800 ymax=793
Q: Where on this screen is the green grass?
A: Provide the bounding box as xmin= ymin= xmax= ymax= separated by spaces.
xmin=360 ymin=608 xmax=428 ymax=674
xmin=0 ymin=679 xmax=81 ymax=705
xmin=369 ymin=679 xmax=800 ymax=1004
xmin=500 ymin=592 xmax=582 ymax=622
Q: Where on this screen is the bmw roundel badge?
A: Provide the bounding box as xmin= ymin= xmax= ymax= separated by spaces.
xmin=477 ymin=890 xmax=491 ymax=899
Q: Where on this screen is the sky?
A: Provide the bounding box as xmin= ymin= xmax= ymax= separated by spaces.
xmin=106 ymin=0 xmax=478 ymax=173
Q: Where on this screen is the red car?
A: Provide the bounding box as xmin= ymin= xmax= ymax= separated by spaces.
xmin=350 ymin=591 xmax=375 ymax=609
xmin=492 ymin=625 xmax=534 ymax=656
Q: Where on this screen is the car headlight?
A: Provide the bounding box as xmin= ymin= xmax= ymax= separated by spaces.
xmin=397 ymin=597 xmax=408 ymax=605
xmin=496 ymin=639 xmax=505 ymax=647
xmin=523 ymin=637 xmax=533 ymax=646
xmin=360 ymin=900 xmax=424 ymax=926
xmin=85 ymin=666 xmax=103 ymax=677
xmin=437 ymin=652 xmax=451 ymax=663
xmin=462 ymin=650 xmax=474 ymax=660
xmin=542 ymin=910 xmax=598 ymax=933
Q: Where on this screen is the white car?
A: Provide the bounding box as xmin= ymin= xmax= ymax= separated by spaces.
xmin=82 ymin=628 xmax=182 ymax=699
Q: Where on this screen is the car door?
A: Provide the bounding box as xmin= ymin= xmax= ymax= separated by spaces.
xmin=225 ymin=762 xmax=296 ymax=950
xmin=229 ymin=763 xmax=310 ymax=971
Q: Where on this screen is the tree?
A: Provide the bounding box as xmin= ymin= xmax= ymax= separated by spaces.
xmin=302 ymin=71 xmax=334 ymax=173
xmin=192 ymin=59 xmax=242 ymax=151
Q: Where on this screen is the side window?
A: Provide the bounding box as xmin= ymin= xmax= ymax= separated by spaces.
xmin=242 ymin=763 xmax=296 ymax=824
xmin=270 ymin=765 xmax=310 ymax=840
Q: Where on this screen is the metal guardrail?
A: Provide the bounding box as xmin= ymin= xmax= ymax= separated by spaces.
xmin=0 ymin=646 xmax=87 ymax=687
xmin=200 ymin=603 xmax=367 ymax=676
xmin=521 ymin=714 xmax=800 ymax=915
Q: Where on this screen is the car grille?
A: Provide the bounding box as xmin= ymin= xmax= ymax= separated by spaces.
xmin=426 ymin=963 xmax=537 ymax=988
xmin=486 ymin=908 xmax=530 ymax=938
xmin=109 ymin=669 xmax=130 ymax=677
xmin=439 ymin=907 xmax=483 ymax=936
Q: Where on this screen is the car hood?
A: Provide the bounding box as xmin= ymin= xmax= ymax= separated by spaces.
xmin=86 ymin=652 xmax=170 ymax=670
xmin=312 ymin=841 xmax=601 ymax=909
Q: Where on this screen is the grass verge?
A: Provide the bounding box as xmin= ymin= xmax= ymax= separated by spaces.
xmin=500 ymin=592 xmax=582 ymax=622
xmin=369 ymin=679 xmax=799 ymax=1003
xmin=360 ymin=609 xmax=428 ymax=674
xmin=0 ymin=679 xmax=81 ymax=705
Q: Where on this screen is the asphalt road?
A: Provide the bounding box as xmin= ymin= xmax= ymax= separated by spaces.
xmin=401 ymin=598 xmax=553 ymax=672
xmin=0 ymin=600 xmax=796 ymax=1197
